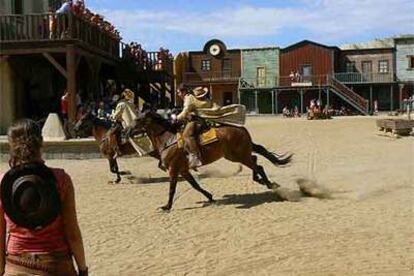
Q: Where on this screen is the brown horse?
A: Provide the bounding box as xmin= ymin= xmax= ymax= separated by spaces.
xmin=135 ymin=111 xmax=293 ymax=211
xmin=73 ymin=112 xmax=160 ymax=183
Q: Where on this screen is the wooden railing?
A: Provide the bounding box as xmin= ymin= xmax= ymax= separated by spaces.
xmin=328 ymin=75 xmax=369 ymax=113
xmin=334 ymin=72 xmax=395 ymax=83
xmin=0 ymin=13 xmax=121 ymax=57
xmin=183 ymin=71 xmax=240 ymax=83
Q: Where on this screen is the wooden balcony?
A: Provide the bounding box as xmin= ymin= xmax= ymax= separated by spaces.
xmin=183 ymin=71 xmax=240 ymax=84
xmin=0 ymin=13 xmax=121 ymax=59
xmin=334 ymin=72 xmax=395 ymax=84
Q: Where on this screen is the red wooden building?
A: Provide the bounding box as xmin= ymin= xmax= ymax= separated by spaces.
xmin=175 ymin=39 xmax=241 ymax=106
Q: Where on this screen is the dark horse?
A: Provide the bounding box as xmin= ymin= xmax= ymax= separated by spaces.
xmin=135 ymin=111 xmax=293 ymax=211
xmin=73 ymin=112 xmax=160 ymax=183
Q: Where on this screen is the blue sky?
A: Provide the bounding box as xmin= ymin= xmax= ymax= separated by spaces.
xmin=86 ymin=0 xmax=414 ymax=53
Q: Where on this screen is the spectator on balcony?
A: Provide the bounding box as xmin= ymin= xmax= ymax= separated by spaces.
xmin=72 ymin=0 xmax=83 ymax=15
xmin=294 ymin=71 xmax=302 ymax=82
xmin=56 ymin=0 xmax=72 ymax=14
xmin=56 ymin=0 xmax=72 ymax=38
xmin=289 ymin=70 xmax=295 ymax=81
xmin=47 ymin=7 xmax=56 ymax=39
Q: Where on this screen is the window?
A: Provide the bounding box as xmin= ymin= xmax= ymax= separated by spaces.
xmin=222 ymin=59 xmax=232 ymax=78
xmin=409 ymin=56 xmax=414 ymax=69
xmin=14 ymin=0 xmax=23 ymax=14
xmin=201 ymin=59 xmax=211 ymax=71
xmin=256 ymin=67 xmax=266 ymax=87
xmin=362 ymin=61 xmax=372 ymax=73
xmin=378 ymin=60 xmax=389 ymax=73
xmin=222 ymin=59 xmax=231 ymax=72
xmin=346 ymin=61 xmax=356 ymax=73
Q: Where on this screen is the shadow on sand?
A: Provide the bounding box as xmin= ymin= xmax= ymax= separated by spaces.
xmin=214 ymin=191 xmax=285 ymax=209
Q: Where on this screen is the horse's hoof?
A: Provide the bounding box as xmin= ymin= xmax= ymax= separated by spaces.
xmin=268 ymin=182 xmax=280 ymax=189
xmin=159 ymin=205 xmax=171 ymax=212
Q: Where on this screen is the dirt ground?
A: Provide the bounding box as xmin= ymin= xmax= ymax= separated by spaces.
xmin=1 ymin=116 xmax=413 ymax=275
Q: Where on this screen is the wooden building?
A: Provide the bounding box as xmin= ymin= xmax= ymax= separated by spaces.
xmin=274 ymin=40 xmax=368 ymax=115
xmin=239 ymin=47 xmax=279 ymax=114
xmin=176 ymin=39 xmax=241 ymax=106
xmin=394 ymin=36 xmax=414 ymax=107
xmin=335 ymin=47 xmax=397 ymax=112
xmin=0 ymin=1 xmax=173 ymax=134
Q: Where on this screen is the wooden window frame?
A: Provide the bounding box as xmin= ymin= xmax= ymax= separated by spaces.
xmin=346 ymin=61 xmax=356 ymax=73
xmin=378 ymin=60 xmax=389 ymax=74
xmin=361 ymin=61 xmax=372 ymax=73
xmin=201 ymin=59 xmax=211 ymax=71
xmin=256 ymin=66 xmax=266 ymax=87
xmin=408 ymin=56 xmax=414 ymax=70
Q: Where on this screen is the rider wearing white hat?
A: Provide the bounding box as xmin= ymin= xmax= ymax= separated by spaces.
xmin=175 ymin=85 xmax=212 ymax=168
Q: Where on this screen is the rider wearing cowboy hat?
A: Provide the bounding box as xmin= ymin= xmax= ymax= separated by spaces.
xmin=111 ymin=88 xmax=138 ymax=139
xmin=175 ymin=85 xmax=212 ymax=169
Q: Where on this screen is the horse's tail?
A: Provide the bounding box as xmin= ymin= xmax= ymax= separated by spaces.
xmin=252 ymin=143 xmax=293 ymax=165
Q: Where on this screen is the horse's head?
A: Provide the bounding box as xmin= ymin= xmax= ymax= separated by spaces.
xmin=73 ymin=111 xmax=94 ymax=135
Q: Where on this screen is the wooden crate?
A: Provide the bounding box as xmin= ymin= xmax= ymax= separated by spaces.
xmin=376 ymin=119 xmax=414 ymax=136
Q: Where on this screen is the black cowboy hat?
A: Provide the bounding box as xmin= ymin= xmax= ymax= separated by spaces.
xmin=1 ymin=163 xmax=61 ymax=230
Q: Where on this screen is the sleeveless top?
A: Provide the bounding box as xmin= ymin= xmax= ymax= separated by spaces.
xmin=0 ymin=168 xmax=70 ymax=254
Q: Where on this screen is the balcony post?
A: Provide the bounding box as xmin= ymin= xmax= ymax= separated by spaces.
xmin=300 ymin=89 xmax=304 ymax=114
xmin=66 ymin=45 xmax=77 ymax=122
xmin=326 ymin=87 xmax=330 ymax=107
xmin=254 ymin=90 xmax=258 ymax=114
xmin=390 ymin=85 xmax=394 ymax=111
xmin=369 ymin=85 xmax=373 ymax=114
xmin=399 ymin=83 xmax=404 ymax=111
xmin=274 ymin=90 xmax=278 ymax=114
xmin=271 ymin=90 xmax=274 ymax=115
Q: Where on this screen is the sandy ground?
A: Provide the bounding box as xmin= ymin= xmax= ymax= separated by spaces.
xmin=1 ymin=116 xmax=413 ymax=275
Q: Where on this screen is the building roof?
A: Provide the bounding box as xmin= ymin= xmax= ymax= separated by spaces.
xmin=282 ymin=40 xmax=339 ymax=52
xmin=240 ymin=46 xmax=280 ymax=51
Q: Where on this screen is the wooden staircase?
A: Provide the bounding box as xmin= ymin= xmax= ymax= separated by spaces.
xmin=328 ymin=75 xmax=369 ymax=115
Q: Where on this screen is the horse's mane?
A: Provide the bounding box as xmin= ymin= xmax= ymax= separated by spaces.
xmin=148 ymin=112 xmax=178 ymax=133
xmin=93 ymin=116 xmax=112 ymax=129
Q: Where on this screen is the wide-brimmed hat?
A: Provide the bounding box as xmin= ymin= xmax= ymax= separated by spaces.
xmin=1 ymin=163 xmax=61 ymax=230
xmin=193 ymin=86 xmax=209 ymax=99
xmin=122 ymin=89 xmax=135 ymax=101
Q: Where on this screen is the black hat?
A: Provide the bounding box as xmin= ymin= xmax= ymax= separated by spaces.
xmin=1 ymin=163 xmax=61 ymax=230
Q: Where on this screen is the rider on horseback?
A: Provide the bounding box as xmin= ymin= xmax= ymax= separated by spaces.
xmin=174 ymin=85 xmax=212 ymax=169
xmin=109 ymin=88 xmax=139 ymax=157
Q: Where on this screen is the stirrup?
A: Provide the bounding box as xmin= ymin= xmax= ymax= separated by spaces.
xmin=188 ymin=153 xmax=202 ymax=169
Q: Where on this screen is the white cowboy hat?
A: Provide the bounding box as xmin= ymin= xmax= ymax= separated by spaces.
xmin=122 ymin=89 xmax=135 ymax=101
xmin=193 ymin=86 xmax=209 ymax=99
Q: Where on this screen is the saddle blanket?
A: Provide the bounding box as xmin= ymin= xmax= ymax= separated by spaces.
xmin=130 ymin=134 xmax=154 ymax=155
xmin=177 ymin=128 xmax=218 ymax=148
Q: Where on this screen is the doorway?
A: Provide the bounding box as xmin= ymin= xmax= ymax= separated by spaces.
xmin=223 ymin=92 xmax=233 ymax=106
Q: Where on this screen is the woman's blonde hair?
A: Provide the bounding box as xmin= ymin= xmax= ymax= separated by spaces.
xmin=8 ymin=119 xmax=43 ymax=167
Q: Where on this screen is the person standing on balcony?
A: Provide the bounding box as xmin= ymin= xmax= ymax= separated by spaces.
xmin=56 ymin=0 xmax=72 ymax=38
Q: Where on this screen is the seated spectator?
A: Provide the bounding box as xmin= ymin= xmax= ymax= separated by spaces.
xmin=282 ymin=106 xmax=291 ymax=117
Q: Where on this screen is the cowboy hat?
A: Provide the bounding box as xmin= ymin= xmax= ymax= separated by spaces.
xmin=193 ymin=86 xmax=209 ymax=99
xmin=1 ymin=163 xmax=61 ymax=230
xmin=122 ymin=89 xmax=135 ymax=101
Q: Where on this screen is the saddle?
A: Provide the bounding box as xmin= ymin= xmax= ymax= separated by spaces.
xmin=163 ymin=127 xmax=219 ymax=150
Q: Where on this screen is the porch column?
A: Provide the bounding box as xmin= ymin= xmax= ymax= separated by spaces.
xmin=66 ymin=45 xmax=77 ymax=122
xmin=271 ymin=90 xmax=275 ymax=114
xmin=390 ymin=85 xmax=394 ymax=111
xmin=300 ymin=89 xmax=304 ymax=114
xmin=254 ymin=90 xmax=258 ymax=114
xmin=275 ymin=90 xmax=279 ymax=114
xmin=326 ymin=87 xmax=330 ymax=107
xmin=369 ymin=85 xmax=373 ymax=113
xmin=399 ymin=83 xmax=404 ymax=110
